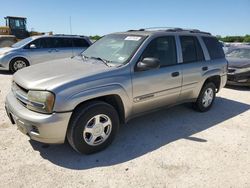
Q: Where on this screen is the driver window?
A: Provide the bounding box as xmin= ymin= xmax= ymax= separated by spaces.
xmin=25 ymin=39 xmax=42 ymax=49
xmin=141 ymin=36 xmax=177 ymax=67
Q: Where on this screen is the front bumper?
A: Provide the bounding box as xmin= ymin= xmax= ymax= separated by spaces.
xmin=0 ymin=55 xmax=9 ymax=70
xmin=5 ymin=91 xmax=72 ymax=144
xmin=227 ymin=71 xmax=250 ymax=86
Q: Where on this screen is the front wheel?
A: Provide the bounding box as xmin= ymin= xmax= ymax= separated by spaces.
xmin=193 ymin=82 xmax=216 ymax=112
xmin=10 ymin=58 xmax=29 ymax=73
xmin=67 ymin=101 xmax=119 ymax=154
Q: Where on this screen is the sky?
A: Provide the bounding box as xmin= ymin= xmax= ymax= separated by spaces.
xmin=0 ymin=0 xmax=249 ymax=37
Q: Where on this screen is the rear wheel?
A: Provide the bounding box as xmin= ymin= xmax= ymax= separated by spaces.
xmin=193 ymin=82 xmax=216 ymax=112
xmin=9 ymin=58 xmax=29 ymax=73
xmin=67 ymin=101 xmax=119 ymax=154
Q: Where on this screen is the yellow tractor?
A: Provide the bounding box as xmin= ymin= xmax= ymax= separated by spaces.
xmin=0 ymin=16 xmax=51 ymax=47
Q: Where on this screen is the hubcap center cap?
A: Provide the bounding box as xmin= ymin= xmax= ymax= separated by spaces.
xmin=92 ymin=124 xmax=104 ymax=136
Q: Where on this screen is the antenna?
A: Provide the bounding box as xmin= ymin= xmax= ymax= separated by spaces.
xmin=69 ymin=16 xmax=72 ymax=35
xmin=69 ymin=16 xmax=74 ymax=58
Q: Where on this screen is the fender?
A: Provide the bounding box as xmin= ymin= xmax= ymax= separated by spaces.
xmin=54 ymin=83 xmax=132 ymax=120
xmin=193 ymin=68 xmax=223 ymax=98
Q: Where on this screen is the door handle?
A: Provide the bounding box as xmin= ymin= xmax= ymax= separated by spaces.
xmin=171 ymin=72 xmax=180 ymax=77
xmin=202 ymin=66 xmax=208 ymax=71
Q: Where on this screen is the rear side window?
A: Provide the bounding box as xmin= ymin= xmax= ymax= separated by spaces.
xmin=41 ymin=38 xmax=72 ymax=48
xmin=73 ymin=38 xmax=90 ymax=47
xmin=141 ymin=36 xmax=177 ymax=67
xmin=202 ymin=37 xmax=225 ymax=59
xmin=180 ymin=36 xmax=205 ymax=63
xmin=60 ymin=38 xmax=73 ymax=48
xmin=40 ymin=38 xmax=55 ymax=48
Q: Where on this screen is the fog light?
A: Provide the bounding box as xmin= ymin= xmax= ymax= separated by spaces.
xmin=31 ymin=126 xmax=39 ymax=134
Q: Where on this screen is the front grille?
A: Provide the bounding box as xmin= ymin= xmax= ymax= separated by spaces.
xmin=12 ymin=82 xmax=29 ymax=107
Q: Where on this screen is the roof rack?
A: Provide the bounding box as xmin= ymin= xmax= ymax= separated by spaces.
xmin=53 ymin=34 xmax=86 ymax=37
xmin=127 ymin=27 xmax=211 ymax=35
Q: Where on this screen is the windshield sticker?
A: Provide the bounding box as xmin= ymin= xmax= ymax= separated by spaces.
xmin=118 ymin=57 xmax=125 ymax=61
xmin=125 ymin=36 xmax=141 ymax=41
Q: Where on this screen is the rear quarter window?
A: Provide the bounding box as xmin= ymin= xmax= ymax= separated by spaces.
xmin=202 ymin=37 xmax=225 ymax=60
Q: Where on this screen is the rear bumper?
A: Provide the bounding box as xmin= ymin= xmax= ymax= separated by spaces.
xmin=5 ymin=91 xmax=72 ymax=144
xmin=220 ymin=74 xmax=228 ymax=90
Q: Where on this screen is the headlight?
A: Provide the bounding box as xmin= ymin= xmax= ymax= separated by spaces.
xmin=27 ymin=90 xmax=55 ymax=114
xmin=234 ymin=67 xmax=250 ymax=74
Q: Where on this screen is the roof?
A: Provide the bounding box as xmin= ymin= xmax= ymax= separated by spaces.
xmin=4 ymin=16 xmax=27 ymax=19
xmin=32 ymin=34 xmax=88 ymax=39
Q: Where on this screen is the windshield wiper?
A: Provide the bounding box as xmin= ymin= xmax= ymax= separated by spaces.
xmin=79 ymin=54 xmax=89 ymax=61
xmin=89 ymin=56 xmax=112 ymax=67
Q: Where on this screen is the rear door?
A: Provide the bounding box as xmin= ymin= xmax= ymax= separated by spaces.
xmin=132 ymin=36 xmax=182 ymax=114
xmin=177 ymin=35 xmax=206 ymax=101
xmin=51 ymin=37 xmax=73 ymax=59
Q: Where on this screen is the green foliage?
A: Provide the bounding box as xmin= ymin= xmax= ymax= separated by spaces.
xmin=243 ymin=35 xmax=250 ymax=42
xmin=89 ymin=35 xmax=102 ymax=41
xmin=218 ymin=35 xmax=250 ymax=43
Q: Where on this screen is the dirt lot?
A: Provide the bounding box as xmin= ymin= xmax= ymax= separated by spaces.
xmin=0 ymin=71 xmax=249 ymax=188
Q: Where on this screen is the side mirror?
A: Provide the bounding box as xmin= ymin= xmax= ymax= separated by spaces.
xmin=30 ymin=44 xmax=36 ymax=49
xmin=136 ymin=57 xmax=160 ymax=71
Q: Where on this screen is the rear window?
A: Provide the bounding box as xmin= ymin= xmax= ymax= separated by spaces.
xmin=202 ymin=37 xmax=225 ymax=59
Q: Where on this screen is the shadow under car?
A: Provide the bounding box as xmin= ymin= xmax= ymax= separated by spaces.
xmin=30 ymin=97 xmax=250 ymax=170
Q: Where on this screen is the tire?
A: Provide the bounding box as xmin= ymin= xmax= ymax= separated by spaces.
xmin=9 ymin=58 xmax=29 ymax=73
xmin=67 ymin=101 xmax=119 ymax=154
xmin=193 ymin=82 xmax=216 ymax=112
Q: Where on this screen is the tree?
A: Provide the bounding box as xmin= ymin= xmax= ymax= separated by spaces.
xmin=89 ymin=35 xmax=102 ymax=41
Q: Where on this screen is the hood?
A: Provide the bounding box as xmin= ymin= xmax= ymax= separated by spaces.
xmin=0 ymin=47 xmax=15 ymax=55
xmin=227 ymin=57 xmax=250 ymax=68
xmin=14 ymin=56 xmax=111 ymax=90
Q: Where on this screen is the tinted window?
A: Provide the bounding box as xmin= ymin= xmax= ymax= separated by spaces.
xmin=141 ymin=36 xmax=177 ymax=67
xmin=60 ymin=38 xmax=73 ymax=48
xmin=180 ymin=36 xmax=205 ymax=63
xmin=73 ymin=38 xmax=90 ymax=47
xmin=202 ymin=37 xmax=225 ymax=59
xmin=41 ymin=38 xmax=54 ymax=48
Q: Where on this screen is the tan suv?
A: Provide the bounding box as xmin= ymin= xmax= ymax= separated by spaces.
xmin=5 ymin=28 xmax=227 ymax=154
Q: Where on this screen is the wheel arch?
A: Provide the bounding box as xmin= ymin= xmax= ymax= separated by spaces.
xmin=71 ymin=94 xmax=126 ymax=124
xmin=203 ymin=75 xmax=221 ymax=92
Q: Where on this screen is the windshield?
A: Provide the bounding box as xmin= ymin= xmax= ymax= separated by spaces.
xmin=226 ymin=48 xmax=250 ymax=59
xmin=82 ymin=34 xmax=146 ymax=65
xmin=11 ymin=37 xmax=34 ymax=48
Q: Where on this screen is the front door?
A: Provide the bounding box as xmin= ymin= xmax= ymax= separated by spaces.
xmin=132 ymin=36 xmax=182 ymax=115
xmin=23 ymin=38 xmax=56 ymax=65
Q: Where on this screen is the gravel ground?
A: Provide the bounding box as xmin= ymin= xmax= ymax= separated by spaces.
xmin=0 ymin=71 xmax=250 ymax=188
